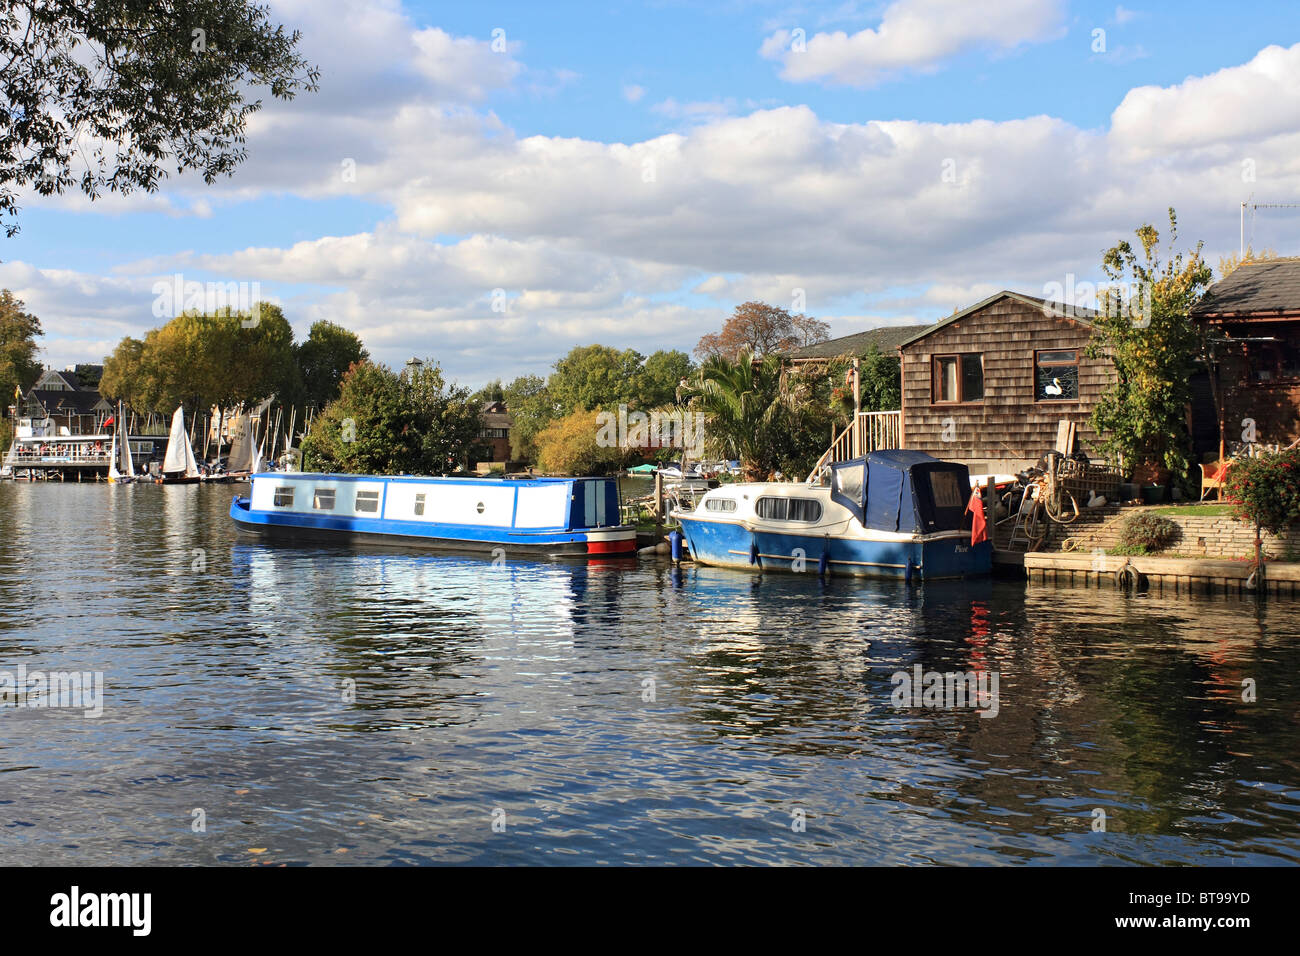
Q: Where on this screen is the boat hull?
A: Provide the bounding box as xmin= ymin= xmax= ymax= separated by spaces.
xmin=230 ymin=496 xmax=637 ymax=558
xmin=677 ymin=514 xmax=990 ymax=580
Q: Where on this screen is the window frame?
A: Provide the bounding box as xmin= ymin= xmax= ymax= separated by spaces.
xmin=755 ymin=496 xmax=823 ymax=523
xmin=704 ymin=497 xmax=737 ymax=512
xmin=1034 ymin=348 xmax=1081 ymax=402
xmin=931 ymin=352 xmax=984 ymax=404
xmin=355 ymin=490 xmax=381 ymax=514
xmin=273 ymin=486 xmax=295 ymax=508
xmin=313 ymin=488 xmax=337 ymax=511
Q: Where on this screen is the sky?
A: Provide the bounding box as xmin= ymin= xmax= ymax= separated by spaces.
xmin=3 ymin=0 xmax=1300 ymax=388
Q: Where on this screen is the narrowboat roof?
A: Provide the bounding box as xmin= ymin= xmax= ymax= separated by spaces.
xmin=251 ymin=472 xmax=597 ymax=485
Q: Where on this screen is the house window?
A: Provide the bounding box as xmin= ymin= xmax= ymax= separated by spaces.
xmin=932 ymin=354 xmax=983 ymax=403
xmin=414 ymin=493 xmax=426 ymax=516
xmin=755 ymin=497 xmax=822 ymax=522
xmin=273 ymin=487 xmax=295 ymax=507
xmin=313 ymin=488 xmax=336 ymax=510
xmin=1035 ymin=349 xmax=1079 ymax=401
xmin=355 ymin=490 xmax=380 ymax=513
xmin=704 ymin=498 xmax=737 ymax=512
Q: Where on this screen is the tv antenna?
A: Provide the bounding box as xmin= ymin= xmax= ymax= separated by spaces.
xmin=1240 ymin=199 xmax=1300 ymax=256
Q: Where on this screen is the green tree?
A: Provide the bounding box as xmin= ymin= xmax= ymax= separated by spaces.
xmin=0 ymin=1 xmax=318 ymax=236
xmin=502 ymin=374 xmax=555 ymax=462
xmin=550 ymin=345 xmax=644 ymax=414
xmin=0 ymin=290 xmax=43 ymax=445
xmin=296 ymin=320 xmax=368 ymax=410
xmin=301 ymin=360 xmax=483 ymax=475
xmin=472 ymin=379 xmax=506 ymax=404
xmin=99 ymin=336 xmax=149 ymax=408
xmin=636 ymin=349 xmax=694 ymax=408
xmin=858 ymin=344 xmax=902 ymax=412
xmin=1086 ymin=208 xmax=1213 ymax=478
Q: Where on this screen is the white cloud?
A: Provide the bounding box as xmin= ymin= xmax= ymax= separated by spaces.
xmin=622 ymin=84 xmax=646 ymax=103
xmin=760 ymin=0 xmax=1066 ymax=87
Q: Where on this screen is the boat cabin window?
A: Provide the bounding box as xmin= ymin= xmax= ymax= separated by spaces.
xmin=755 ymin=496 xmax=822 ymax=522
xmin=355 ymin=490 xmax=380 ymax=513
xmin=929 ymin=470 xmax=966 ymax=509
xmin=313 ymin=488 xmax=336 ymax=510
xmin=273 ymin=486 xmax=295 ymax=507
xmin=414 ymin=493 xmax=426 ymax=516
xmin=704 ymin=498 xmax=737 ymax=512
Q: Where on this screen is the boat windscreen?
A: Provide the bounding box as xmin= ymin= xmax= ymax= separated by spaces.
xmin=911 ymin=464 xmax=971 ymax=533
xmin=830 ymin=459 xmax=867 ymax=523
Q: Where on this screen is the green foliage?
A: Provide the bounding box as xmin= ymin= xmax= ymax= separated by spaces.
xmin=502 ymin=374 xmax=555 ymax=461
xmin=1223 ymin=450 xmax=1300 ymax=536
xmin=1086 ymin=208 xmax=1213 ymax=478
xmin=681 ymin=350 xmax=828 ymax=479
xmin=296 ymin=321 xmax=368 ymax=410
xmin=301 ymin=360 xmax=483 ymax=475
xmin=858 ymin=344 xmax=902 ymax=412
xmin=0 ymin=289 xmax=43 ymax=404
xmin=473 ymin=379 xmax=505 ymax=404
xmin=549 ymin=345 xmax=645 ymax=414
xmin=637 ymin=349 xmax=693 ymax=408
xmin=0 ymin=0 xmax=318 ymax=236
xmin=1117 ymin=511 xmax=1180 ymax=554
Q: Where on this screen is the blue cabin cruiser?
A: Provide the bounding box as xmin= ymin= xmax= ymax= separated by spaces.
xmin=230 ymin=472 xmax=637 ymax=557
xmin=674 ymin=450 xmax=991 ymax=580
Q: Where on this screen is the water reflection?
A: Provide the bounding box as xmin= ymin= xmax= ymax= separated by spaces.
xmin=0 ymin=483 xmax=1297 ymax=865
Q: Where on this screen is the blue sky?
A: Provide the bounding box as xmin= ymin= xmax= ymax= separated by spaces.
xmin=3 ymin=0 xmax=1299 ymax=386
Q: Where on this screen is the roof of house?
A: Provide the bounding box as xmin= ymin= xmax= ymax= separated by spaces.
xmin=897 ymin=291 xmax=1098 ymax=349
xmin=25 ymin=388 xmax=110 ymax=416
xmin=785 ymin=323 xmax=935 ymax=360
xmin=1191 ymin=257 xmax=1300 ymax=317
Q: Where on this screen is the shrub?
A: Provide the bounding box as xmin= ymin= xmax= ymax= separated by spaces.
xmin=1118 ymin=512 xmax=1180 ymax=554
xmin=1222 ymin=449 xmax=1300 ymax=535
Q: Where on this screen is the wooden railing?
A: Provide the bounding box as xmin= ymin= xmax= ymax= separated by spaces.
xmin=805 ymin=410 xmax=902 ymax=482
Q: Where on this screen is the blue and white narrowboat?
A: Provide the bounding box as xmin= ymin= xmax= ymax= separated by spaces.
xmin=230 ymin=472 xmax=637 ymax=557
xmin=674 ymin=450 xmax=991 ymax=580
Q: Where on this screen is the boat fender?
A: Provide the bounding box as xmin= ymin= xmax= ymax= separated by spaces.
xmin=749 ymin=540 xmax=761 ymax=568
xmin=817 ymin=548 xmax=829 ymax=578
xmin=905 ymin=560 xmax=914 ymax=585
xmin=669 ymin=529 xmax=684 ymax=565
xmin=1114 ymin=562 xmax=1145 ymax=592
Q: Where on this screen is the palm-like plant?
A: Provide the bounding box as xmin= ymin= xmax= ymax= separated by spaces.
xmin=680 ymin=349 xmax=814 ymax=480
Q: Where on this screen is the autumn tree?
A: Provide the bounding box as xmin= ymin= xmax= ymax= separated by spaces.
xmin=0 ymin=290 xmax=43 ymax=444
xmin=535 ymin=407 xmax=628 ymax=475
xmin=694 ymin=301 xmax=829 ymax=360
xmin=0 ymin=1 xmax=318 ymax=236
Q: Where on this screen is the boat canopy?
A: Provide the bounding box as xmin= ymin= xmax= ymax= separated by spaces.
xmin=830 ymin=450 xmax=971 ymax=534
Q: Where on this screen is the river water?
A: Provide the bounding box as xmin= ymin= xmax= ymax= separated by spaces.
xmin=1 ymin=482 xmax=1297 ymax=866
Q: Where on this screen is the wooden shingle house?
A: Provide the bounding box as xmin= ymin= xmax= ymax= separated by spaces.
xmin=896 ymin=292 xmax=1113 ymax=474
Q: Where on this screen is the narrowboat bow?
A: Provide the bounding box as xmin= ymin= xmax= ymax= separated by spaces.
xmin=230 ymin=472 xmax=637 ymax=557
xmin=674 ymin=450 xmax=991 ymax=580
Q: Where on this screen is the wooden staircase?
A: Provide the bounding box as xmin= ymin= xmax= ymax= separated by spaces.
xmin=806 ymin=410 xmax=902 ymax=482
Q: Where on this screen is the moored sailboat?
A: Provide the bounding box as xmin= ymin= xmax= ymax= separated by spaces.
xmin=106 ymin=402 xmax=136 ymax=484
xmin=157 ymin=406 xmax=202 ymax=484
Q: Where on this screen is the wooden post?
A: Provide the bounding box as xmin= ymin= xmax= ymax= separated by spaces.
xmin=852 ymin=358 xmax=861 ymax=458
xmin=654 ymin=471 xmax=664 ymax=541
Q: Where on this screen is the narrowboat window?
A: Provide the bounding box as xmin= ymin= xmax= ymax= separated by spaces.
xmin=355 ymin=490 xmax=380 ymax=513
xmin=414 ymin=493 xmax=426 ymax=516
xmin=313 ymin=488 xmax=336 ymax=510
xmin=705 ymin=498 xmax=737 ymax=512
xmin=932 ymin=353 xmax=983 ymax=403
xmin=1035 ymin=349 xmax=1079 ymax=400
xmin=273 ymin=486 xmax=294 ymax=507
xmin=929 ymin=471 xmax=966 ymax=509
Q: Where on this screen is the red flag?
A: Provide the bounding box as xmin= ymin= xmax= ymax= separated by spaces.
xmin=965 ymin=488 xmax=988 ymax=546
xmin=103 ymin=415 xmax=115 ymax=428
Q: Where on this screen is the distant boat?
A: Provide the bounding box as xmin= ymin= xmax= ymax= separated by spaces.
xmin=107 ymin=402 xmax=135 ymax=484
xmin=223 ymin=410 xmax=262 ymax=479
xmin=157 ymin=406 xmax=202 ymax=484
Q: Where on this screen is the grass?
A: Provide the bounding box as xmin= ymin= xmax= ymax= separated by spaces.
xmin=1148 ymin=503 xmax=1236 ymax=517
